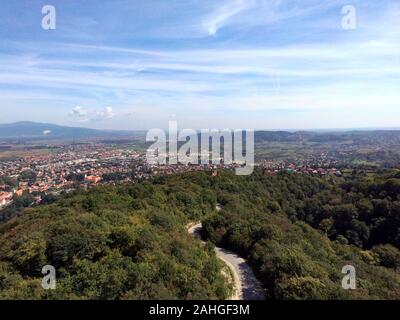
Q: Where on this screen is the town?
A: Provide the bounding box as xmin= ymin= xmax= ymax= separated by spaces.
xmin=0 ymin=142 xmax=346 ymax=212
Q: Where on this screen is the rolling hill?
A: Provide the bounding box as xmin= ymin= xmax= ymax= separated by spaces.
xmin=0 ymin=122 xmax=143 ymax=140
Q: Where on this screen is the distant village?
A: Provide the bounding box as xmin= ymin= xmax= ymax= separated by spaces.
xmin=1 ymin=143 xmax=344 ymax=210
xmin=259 ymin=160 xmax=343 ymax=177
xmin=0 ymin=144 xmax=144 ymax=209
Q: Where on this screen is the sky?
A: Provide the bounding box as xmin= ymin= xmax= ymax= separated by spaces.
xmin=0 ymin=0 xmax=399 ymax=130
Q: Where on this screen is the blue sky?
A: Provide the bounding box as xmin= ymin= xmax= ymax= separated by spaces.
xmin=0 ymin=0 xmax=399 ymax=130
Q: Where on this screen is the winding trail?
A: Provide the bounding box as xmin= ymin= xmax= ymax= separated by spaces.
xmin=187 ymin=212 xmax=265 ymax=300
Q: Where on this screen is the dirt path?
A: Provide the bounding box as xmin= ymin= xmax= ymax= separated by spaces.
xmin=187 ymin=222 xmax=265 ymax=300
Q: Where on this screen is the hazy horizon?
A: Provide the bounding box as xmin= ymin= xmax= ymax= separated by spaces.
xmin=3 ymin=120 xmax=400 ymax=133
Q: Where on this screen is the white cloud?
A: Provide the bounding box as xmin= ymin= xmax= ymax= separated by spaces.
xmin=204 ymin=0 xmax=254 ymax=36
xmin=94 ymin=106 xmax=116 ymax=120
xmin=69 ymin=106 xmax=116 ymax=122
xmin=69 ymin=106 xmax=88 ymax=122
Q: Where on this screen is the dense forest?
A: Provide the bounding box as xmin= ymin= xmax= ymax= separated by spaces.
xmin=202 ymin=169 xmax=400 ymax=299
xmin=0 ymin=177 xmax=230 ymax=299
xmin=1 ymin=169 xmax=400 ymax=299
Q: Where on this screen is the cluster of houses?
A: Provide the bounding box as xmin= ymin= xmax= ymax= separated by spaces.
xmin=0 ymin=141 xmax=351 ymax=212
xmin=148 ymin=162 xmax=238 ymax=176
xmin=0 ymin=144 xmax=145 ymax=208
xmin=0 ymin=190 xmax=13 ymax=208
xmin=260 ymin=161 xmax=342 ymax=177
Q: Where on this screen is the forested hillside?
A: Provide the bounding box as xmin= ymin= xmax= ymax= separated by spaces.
xmin=1 ymin=170 xmax=400 ymax=299
xmin=0 ymin=178 xmax=229 ymax=299
xmin=203 ymin=170 xmax=400 ymax=299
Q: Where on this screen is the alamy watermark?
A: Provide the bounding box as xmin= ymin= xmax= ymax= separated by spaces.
xmin=341 ymin=5 xmax=357 ymax=30
xmin=41 ymin=5 xmax=56 ymax=30
xmin=42 ymin=265 xmax=56 ymax=290
xmin=341 ymin=265 xmax=356 ymax=290
xmin=146 ymin=121 xmax=254 ymax=175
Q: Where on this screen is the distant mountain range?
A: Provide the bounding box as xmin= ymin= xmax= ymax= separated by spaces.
xmin=0 ymin=122 xmax=144 ymax=140
xmin=1 ymin=121 xmax=400 ymax=145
